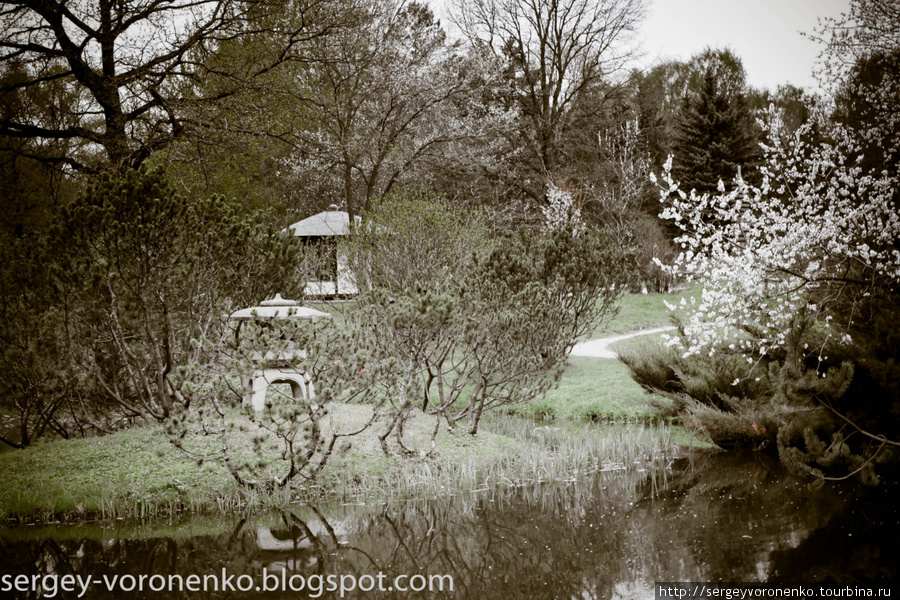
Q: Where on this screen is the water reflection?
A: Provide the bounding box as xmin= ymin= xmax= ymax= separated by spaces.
xmin=1 ymin=449 xmax=896 ymax=599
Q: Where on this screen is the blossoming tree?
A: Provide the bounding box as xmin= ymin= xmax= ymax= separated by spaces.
xmin=655 ymin=110 xmax=899 ymax=364
xmin=627 ymin=0 xmax=900 ymax=482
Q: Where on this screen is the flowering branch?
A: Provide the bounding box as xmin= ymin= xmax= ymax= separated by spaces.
xmin=652 ymin=106 xmax=900 ymax=362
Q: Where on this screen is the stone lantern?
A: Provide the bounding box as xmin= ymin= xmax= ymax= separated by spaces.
xmin=229 ymin=294 xmax=331 ymax=411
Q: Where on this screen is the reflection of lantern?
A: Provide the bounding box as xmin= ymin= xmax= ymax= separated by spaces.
xmin=228 ymin=294 xmax=331 ymax=411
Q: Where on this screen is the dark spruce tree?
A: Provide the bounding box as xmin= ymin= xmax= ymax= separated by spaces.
xmin=672 ymin=67 xmax=761 ymax=195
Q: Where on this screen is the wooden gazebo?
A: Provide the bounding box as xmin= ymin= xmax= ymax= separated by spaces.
xmin=287 ymin=207 xmax=359 ymax=298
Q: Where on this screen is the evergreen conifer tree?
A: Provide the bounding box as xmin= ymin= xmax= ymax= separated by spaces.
xmin=672 ymin=68 xmax=760 ymax=194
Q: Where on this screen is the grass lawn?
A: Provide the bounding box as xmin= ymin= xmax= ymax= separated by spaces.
xmin=0 ymin=400 xmax=684 ymax=523
xmin=586 ymin=285 xmax=702 ymax=338
xmin=0 ymin=404 xmax=519 ymax=522
xmin=510 ymin=356 xmax=657 ymax=422
xmin=509 ymin=286 xmax=704 ymax=424
xmin=609 ymin=331 xmax=673 ymax=354
xmin=0 ymin=420 xmax=232 ymax=522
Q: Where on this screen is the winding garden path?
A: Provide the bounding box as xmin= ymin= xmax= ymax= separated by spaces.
xmin=570 ymin=326 xmax=677 ymax=359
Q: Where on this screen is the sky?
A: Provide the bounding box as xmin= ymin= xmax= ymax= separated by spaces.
xmin=435 ymin=0 xmax=853 ymax=93
xmin=637 ymin=0 xmax=852 ymax=92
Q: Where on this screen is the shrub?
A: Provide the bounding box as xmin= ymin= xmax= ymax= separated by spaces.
xmin=346 ymin=192 xmax=629 ymax=450
xmin=166 ymin=312 xmax=387 ymax=490
xmin=53 ymin=166 xmax=302 ymax=422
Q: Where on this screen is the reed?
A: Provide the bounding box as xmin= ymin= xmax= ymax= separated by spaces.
xmin=326 ymin=412 xmax=684 ymax=502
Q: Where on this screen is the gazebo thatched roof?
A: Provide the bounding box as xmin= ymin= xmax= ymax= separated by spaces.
xmin=287 ymin=210 xmax=351 ymax=238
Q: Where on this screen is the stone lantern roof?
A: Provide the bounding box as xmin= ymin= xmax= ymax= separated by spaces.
xmin=228 ymin=294 xmax=332 ymax=321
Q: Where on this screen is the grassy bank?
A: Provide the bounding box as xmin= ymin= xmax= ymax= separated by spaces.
xmin=584 ymin=286 xmax=694 ymax=338
xmin=0 ymin=289 xmax=704 ymax=524
xmin=0 ymin=404 xmax=684 ymax=524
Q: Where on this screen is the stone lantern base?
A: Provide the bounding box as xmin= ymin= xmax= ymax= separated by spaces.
xmin=242 ymin=367 xmax=315 ymax=412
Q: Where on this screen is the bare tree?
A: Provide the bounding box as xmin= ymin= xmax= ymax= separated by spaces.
xmin=0 ymin=0 xmax=336 ymax=173
xmin=450 ymin=0 xmax=645 ymax=179
xmin=282 ymin=0 xmax=513 ymax=222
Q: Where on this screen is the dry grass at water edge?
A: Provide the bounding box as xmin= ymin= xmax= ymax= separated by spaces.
xmin=322 ymin=410 xmax=683 ymax=501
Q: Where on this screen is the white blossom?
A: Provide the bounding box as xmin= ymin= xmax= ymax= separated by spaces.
xmin=651 ymin=105 xmax=900 ymax=364
xmin=542 ymin=182 xmax=585 ymax=233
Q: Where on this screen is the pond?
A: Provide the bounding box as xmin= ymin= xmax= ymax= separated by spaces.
xmin=1 ymin=448 xmax=897 ymax=599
